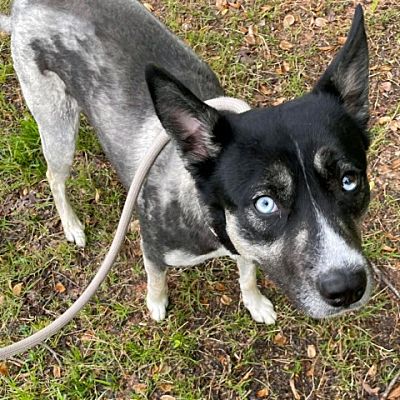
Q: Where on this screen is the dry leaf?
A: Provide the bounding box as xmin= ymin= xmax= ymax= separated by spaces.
xmin=160 ymin=396 xmax=176 ymax=400
xmin=283 ymin=14 xmax=295 ymax=28
xmin=133 ymin=383 xmax=147 ymax=394
xmin=158 ymin=383 xmax=173 ymax=392
xmin=55 ymin=282 xmax=66 ymax=294
xmin=279 ymin=40 xmax=293 ymax=50
xmin=143 ymin=2 xmax=154 ymax=12
xmin=338 ymin=36 xmax=347 ymax=44
xmin=261 ymin=5 xmax=273 ymax=12
xmin=0 ymin=294 xmax=4 ymax=306
xmin=216 ymin=0 xmax=228 ymax=10
xmin=259 ymin=84 xmax=272 ymax=95
xmin=220 ymin=294 xmax=232 ymax=305
xmin=306 ymin=364 xmax=315 ymax=377
xmin=53 ymin=365 xmax=61 ymax=378
xmin=94 ymin=189 xmax=100 ymax=203
xmin=381 ymin=81 xmax=392 ymax=92
xmin=388 ymin=384 xmax=400 ymax=399
xmin=378 ymin=116 xmax=391 ymax=124
xmin=391 ymin=159 xmax=400 ymax=170
xmin=213 ymin=282 xmax=226 ymax=292
xmin=256 ymin=387 xmax=270 ymax=398
xmin=272 ymin=97 xmax=286 ymax=106
xmin=228 ymin=1 xmax=241 ymax=9
xmin=382 ymin=245 xmax=396 ymax=253
xmin=289 ymin=378 xmax=301 ymax=400
xmin=307 ymin=344 xmax=317 ymax=358
xmin=315 ymin=17 xmax=328 ymax=27
xmin=362 ymin=381 xmax=380 ymax=396
xmin=0 ymin=363 xmax=8 ymax=376
xmin=389 ymin=120 xmax=399 ymax=132
xmin=319 ymin=46 xmax=334 ymax=51
xmin=366 ymin=364 xmax=377 ymax=378
xmin=221 ymin=8 xmax=229 ymax=16
xmin=12 ymin=283 xmax=23 ymax=296
xmin=273 ymin=332 xmax=287 ymax=346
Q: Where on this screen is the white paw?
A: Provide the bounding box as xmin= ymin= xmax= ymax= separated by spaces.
xmin=147 ymin=294 xmax=168 ymax=322
xmin=243 ymin=292 xmax=277 ymax=324
xmin=63 ymin=217 xmax=86 ymax=247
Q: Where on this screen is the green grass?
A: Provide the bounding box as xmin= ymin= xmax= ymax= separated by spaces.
xmin=1 ymin=0 xmax=399 ymax=399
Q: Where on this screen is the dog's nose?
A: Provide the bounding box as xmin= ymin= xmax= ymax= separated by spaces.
xmin=317 ymin=269 xmax=367 ymax=307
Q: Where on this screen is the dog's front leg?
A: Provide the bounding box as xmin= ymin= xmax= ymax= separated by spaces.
xmin=237 ymin=257 xmax=276 ymax=324
xmin=143 ymin=254 xmax=169 ymax=321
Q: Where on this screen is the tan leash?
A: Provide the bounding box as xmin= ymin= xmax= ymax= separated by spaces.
xmin=0 ymin=97 xmax=250 ymax=360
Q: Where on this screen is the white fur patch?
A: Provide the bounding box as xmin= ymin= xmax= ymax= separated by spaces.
xmin=164 ymin=247 xmax=229 ymax=267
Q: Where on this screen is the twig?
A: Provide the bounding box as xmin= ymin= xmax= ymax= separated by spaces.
xmin=381 ymin=368 xmax=400 ymax=400
xmin=41 ymin=343 xmax=62 ymax=367
xmin=371 ymin=263 xmax=400 ymax=300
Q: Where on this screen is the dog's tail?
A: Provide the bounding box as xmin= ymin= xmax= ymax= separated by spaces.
xmin=0 ymin=14 xmax=11 ymax=34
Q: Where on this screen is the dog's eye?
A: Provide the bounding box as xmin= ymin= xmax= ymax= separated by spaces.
xmin=342 ymin=174 xmax=358 ymax=191
xmin=254 ymin=196 xmax=278 ymax=214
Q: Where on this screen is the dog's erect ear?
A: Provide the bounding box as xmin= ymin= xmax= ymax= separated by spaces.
xmin=313 ymin=5 xmax=369 ymax=129
xmin=145 ymin=65 xmax=221 ymax=165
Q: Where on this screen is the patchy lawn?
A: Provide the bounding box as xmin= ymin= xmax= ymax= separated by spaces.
xmin=0 ymin=0 xmax=399 ymax=399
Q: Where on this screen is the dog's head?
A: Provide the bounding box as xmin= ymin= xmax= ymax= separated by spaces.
xmin=146 ymin=5 xmax=373 ymax=318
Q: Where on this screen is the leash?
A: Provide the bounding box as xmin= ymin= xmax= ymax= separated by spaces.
xmin=0 ymin=96 xmax=250 ymax=360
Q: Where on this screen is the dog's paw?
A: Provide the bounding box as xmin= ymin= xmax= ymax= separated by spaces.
xmin=243 ymin=293 xmax=277 ymax=324
xmin=63 ymin=217 xmax=86 ymax=247
xmin=147 ymin=294 xmax=168 ymax=322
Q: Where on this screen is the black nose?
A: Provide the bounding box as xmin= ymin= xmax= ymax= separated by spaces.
xmin=317 ymin=270 xmax=367 ymax=307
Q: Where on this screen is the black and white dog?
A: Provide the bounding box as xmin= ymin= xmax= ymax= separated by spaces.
xmin=1 ymin=1 xmax=373 ymax=324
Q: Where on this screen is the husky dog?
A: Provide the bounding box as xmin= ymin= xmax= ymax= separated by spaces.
xmin=0 ymin=1 xmax=372 ymax=323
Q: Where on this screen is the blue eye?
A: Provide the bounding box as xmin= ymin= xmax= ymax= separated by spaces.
xmin=254 ymin=196 xmax=278 ymax=214
xmin=342 ymin=174 xmax=358 ymax=191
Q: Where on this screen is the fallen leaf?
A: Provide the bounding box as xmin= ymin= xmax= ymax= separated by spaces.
xmin=272 ymin=97 xmax=286 ymax=106
xmin=307 ymin=344 xmax=317 ymax=358
xmin=388 ymin=384 xmax=400 ymax=399
xmin=0 ymin=294 xmax=4 ymax=306
xmin=382 ymin=245 xmax=396 ymax=253
xmin=55 ymin=282 xmax=66 ymax=294
xmin=160 ymin=396 xmax=176 ymax=400
xmin=94 ymin=189 xmax=100 ymax=203
xmin=391 ymin=159 xmax=400 ymax=170
xmin=306 ymin=363 xmax=315 ymax=377
xmin=133 ymin=383 xmax=147 ymax=394
xmin=228 ymin=1 xmax=241 ymax=9
xmin=12 ymin=283 xmax=23 ymax=296
xmin=213 ymin=282 xmax=227 ymax=292
xmin=381 ymin=81 xmax=392 ymax=92
xmin=53 ymin=365 xmax=61 ymax=378
xmin=220 ymin=294 xmax=232 ymax=305
xmin=319 ymin=46 xmax=334 ymax=51
xmin=362 ymin=381 xmax=380 ymax=396
xmin=378 ymin=116 xmax=391 ymax=124
xmin=279 ymin=40 xmax=293 ymax=50
xmin=337 ymin=36 xmax=347 ymax=44
xmin=158 ymin=383 xmax=173 ymax=392
xmin=256 ymin=387 xmax=270 ymax=398
xmin=315 ymin=17 xmax=328 ymax=27
xmin=366 ymin=364 xmax=377 ymax=379
xmin=216 ymin=0 xmax=228 ymax=10
xmin=273 ymin=332 xmax=287 ymax=346
xmin=283 ymin=14 xmax=295 ymax=29
xmin=289 ymin=378 xmax=301 ymax=400
xmin=143 ymin=2 xmax=154 ymax=12
xmin=0 ymin=363 xmax=8 ymax=376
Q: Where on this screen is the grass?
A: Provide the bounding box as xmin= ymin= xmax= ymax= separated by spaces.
xmin=1 ymin=0 xmax=399 ymax=399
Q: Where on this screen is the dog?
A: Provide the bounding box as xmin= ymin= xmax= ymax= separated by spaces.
xmin=0 ymin=1 xmax=373 ymax=324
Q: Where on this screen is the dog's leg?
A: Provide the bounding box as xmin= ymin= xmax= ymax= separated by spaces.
xmin=237 ymin=256 xmax=276 ymax=324
xmin=142 ymin=252 xmax=169 ymax=321
xmin=12 ymin=54 xmax=85 ymax=246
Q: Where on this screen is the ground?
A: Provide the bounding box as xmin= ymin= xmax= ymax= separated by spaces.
xmin=0 ymin=0 xmax=399 ymax=399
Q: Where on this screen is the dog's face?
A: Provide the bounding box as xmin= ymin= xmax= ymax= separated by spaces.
xmin=147 ymin=6 xmax=373 ymax=318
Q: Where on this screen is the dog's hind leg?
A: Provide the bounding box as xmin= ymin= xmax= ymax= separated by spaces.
xmin=237 ymin=257 xmax=277 ymax=324
xmin=142 ymin=249 xmax=169 ymax=321
xmin=13 ymin=55 xmax=85 ymax=246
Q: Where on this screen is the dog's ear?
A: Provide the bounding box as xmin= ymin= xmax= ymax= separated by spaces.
xmin=313 ymin=5 xmax=369 ymax=130
xmin=145 ymin=65 xmax=222 ymax=165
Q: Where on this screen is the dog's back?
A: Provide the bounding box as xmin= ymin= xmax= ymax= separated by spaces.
xmin=6 ymin=0 xmax=223 ymax=185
